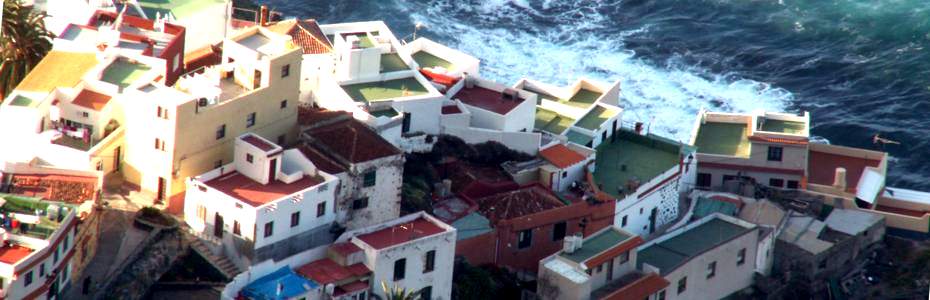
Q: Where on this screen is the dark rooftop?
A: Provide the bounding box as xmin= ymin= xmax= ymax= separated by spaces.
xmin=471 ymin=185 xmax=565 ymax=223
xmin=302 ymin=108 xmax=401 ymax=165
xmin=637 ymin=217 xmax=752 ymax=275
xmin=241 ymin=135 xmax=277 ymax=152
xmin=452 ymin=86 xmax=524 ymax=115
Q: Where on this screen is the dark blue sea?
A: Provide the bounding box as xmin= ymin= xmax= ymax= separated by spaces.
xmin=258 ymin=0 xmax=930 ymax=190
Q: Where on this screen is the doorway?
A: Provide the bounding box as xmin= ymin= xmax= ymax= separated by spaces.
xmin=214 ymin=213 xmax=224 ymax=238
xmin=157 ymin=177 xmax=166 ymax=201
xmin=268 ymin=159 xmax=277 ymax=183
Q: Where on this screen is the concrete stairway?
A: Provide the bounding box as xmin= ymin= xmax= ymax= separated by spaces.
xmin=187 ymin=234 xmax=242 ymax=279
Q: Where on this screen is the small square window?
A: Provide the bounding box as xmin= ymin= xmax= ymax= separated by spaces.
xmin=393 ymin=258 xmax=406 ymax=281
xmin=619 ymin=251 xmax=629 ymax=264
xmin=24 ymin=271 xmax=33 ymax=286
xmin=317 ymin=202 xmax=326 ymax=217
xmin=621 ymin=215 xmax=628 ymax=227
xmin=246 ymin=112 xmax=256 ymax=127
xmin=281 ymin=64 xmax=290 ymax=78
xmin=706 ymin=261 xmax=716 ymax=279
xmin=561 ymin=172 xmax=567 ymax=178
xmin=787 ymin=180 xmax=799 ymax=189
xmin=352 ymin=197 xmax=369 ymax=210
xmin=82 ymin=112 xmax=89 ymax=118
xmin=737 ymin=248 xmax=746 ymax=265
xmin=264 ymin=221 xmax=274 ymax=238
xmin=769 ymin=178 xmax=784 ymax=188
xmin=767 ymin=146 xmax=783 ymax=161
xmin=291 ymin=211 xmax=300 ymax=227
xmin=363 ymin=171 xmax=376 ymax=187
xmin=518 ymin=229 xmax=532 ymax=249
xmin=216 ymin=124 xmax=226 ymax=140
xmin=677 ymin=277 xmax=687 ymax=294
xmin=246 ymin=154 xmax=254 ymax=163
xmin=552 ymin=222 xmax=567 ymax=241
xmin=280 ymin=99 xmax=288 ymax=109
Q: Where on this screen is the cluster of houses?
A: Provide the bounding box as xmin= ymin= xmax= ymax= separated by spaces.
xmin=0 ymin=1 xmax=928 ymax=299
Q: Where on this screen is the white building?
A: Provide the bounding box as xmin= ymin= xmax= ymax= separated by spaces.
xmin=298 ymin=109 xmax=404 ymax=230
xmin=636 ymin=214 xmax=759 ymax=300
xmin=184 ymin=133 xmax=340 ymax=269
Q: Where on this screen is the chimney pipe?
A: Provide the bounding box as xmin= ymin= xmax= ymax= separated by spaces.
xmin=259 ymin=5 xmax=269 ymax=26
xmin=833 ymin=167 xmax=847 ymax=190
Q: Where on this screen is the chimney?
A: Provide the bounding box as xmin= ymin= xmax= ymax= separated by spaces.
xmin=563 ymin=236 xmax=578 ymax=253
xmin=259 ymin=5 xmax=269 ymax=26
xmin=833 ymin=167 xmax=847 ymax=190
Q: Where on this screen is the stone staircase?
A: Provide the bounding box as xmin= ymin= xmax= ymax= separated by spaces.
xmin=186 ymin=231 xmax=242 ymax=279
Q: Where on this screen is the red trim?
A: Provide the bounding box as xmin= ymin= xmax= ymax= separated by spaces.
xmin=748 ymin=135 xmax=808 ymax=146
xmin=637 ymin=171 xmax=682 ymax=200
xmin=15 ymin=218 xmax=76 ymax=274
xmin=698 ymin=162 xmax=805 ymax=176
xmin=20 ymin=245 xmax=76 ymax=300
xmin=585 ymin=236 xmax=643 ymax=267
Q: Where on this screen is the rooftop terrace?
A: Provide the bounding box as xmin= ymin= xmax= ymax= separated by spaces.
xmin=535 ymin=108 xmax=575 ymax=135
xmin=807 ymin=146 xmax=882 ymax=193
xmin=341 ymin=77 xmax=429 ymax=103
xmin=593 ymin=130 xmax=681 ymax=198
xmin=559 ymin=228 xmax=632 ymax=264
xmin=136 ymin=0 xmax=227 ymax=19
xmin=694 ymin=122 xmax=750 ymax=157
xmin=101 ymin=59 xmax=152 ymax=89
xmin=8 ymin=95 xmax=37 ymax=107
xmin=203 ymin=171 xmax=323 ymax=207
xmin=380 ymin=53 xmax=409 ymax=73
xmin=0 ymin=194 xmax=73 ymax=241
xmin=412 ymin=50 xmax=454 ymax=71
xmin=356 ymin=217 xmax=446 ymax=250
xmin=576 ymin=105 xmax=619 ymax=131
xmin=565 ymin=129 xmax=594 ymax=146
xmin=453 ymin=86 xmax=525 ymax=115
xmin=637 ymin=217 xmax=751 ymax=275
xmin=14 ymin=51 xmax=98 ymax=94
xmin=531 ymin=87 xmax=602 ymax=109
xmin=758 ymin=118 xmax=805 ymax=135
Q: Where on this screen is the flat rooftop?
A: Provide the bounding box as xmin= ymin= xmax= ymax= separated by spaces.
xmin=0 ymin=245 xmax=34 ymax=265
xmin=242 ymin=135 xmax=277 ymax=152
xmin=341 ymin=32 xmax=375 ymax=49
xmin=531 ymin=87 xmax=602 ymax=109
xmin=356 ymin=217 xmax=446 ymax=250
xmin=203 ymin=171 xmax=323 ymax=207
xmin=0 ymin=194 xmax=74 ymax=241
xmin=758 ymin=118 xmax=805 ymax=135
xmin=559 ymin=228 xmax=632 ymax=264
xmin=453 ymin=86 xmax=525 ymax=115
xmin=8 ymin=95 xmax=37 ymax=108
xmin=101 ymin=59 xmax=151 ymax=89
xmin=694 ymin=122 xmax=750 ymax=157
xmin=807 ymin=148 xmax=881 ymax=193
xmin=637 ymin=217 xmax=751 ymax=275
xmin=593 ymin=131 xmax=681 ymax=198
xmin=14 ymin=51 xmax=98 ymax=94
xmin=535 ymin=108 xmax=575 ymax=135
xmin=412 ymin=50 xmax=454 ymax=71
xmin=136 ymin=0 xmax=227 ymax=19
xmin=380 ymin=53 xmax=409 ymax=73
xmin=341 ymin=77 xmax=429 ymax=103
xmin=576 ymin=105 xmax=620 ymax=131
xmin=566 ymin=129 xmax=594 ymax=146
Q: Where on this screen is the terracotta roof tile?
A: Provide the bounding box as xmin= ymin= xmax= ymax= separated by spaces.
xmin=540 ymin=144 xmax=586 ymax=169
xmin=10 ymin=174 xmax=98 ymax=203
xmin=267 ymin=19 xmax=332 ymax=54
xmin=71 ymin=89 xmax=112 ymax=111
xmin=748 ymin=135 xmax=808 ymax=145
xmin=356 ymin=217 xmax=446 ymax=250
xmin=468 ymin=185 xmax=565 ymax=223
xmin=303 ymin=109 xmax=400 ymax=164
xmin=0 ymin=245 xmax=34 ymax=265
xmin=297 ymin=258 xmax=370 ymax=285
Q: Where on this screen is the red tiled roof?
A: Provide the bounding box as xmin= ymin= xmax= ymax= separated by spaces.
xmin=875 ymin=205 xmax=928 ymax=217
xmin=71 ymin=89 xmax=112 ymax=111
xmin=10 ymin=174 xmax=98 ymax=203
xmin=297 ymin=258 xmax=370 ymax=285
xmin=266 ymin=19 xmax=332 ymax=54
xmin=298 ymin=106 xmax=351 ymax=125
xmin=330 ymin=242 xmax=362 ymax=256
xmin=470 ymin=185 xmax=565 ymax=223
xmin=441 ymin=105 xmax=462 ymax=115
xmin=599 ymin=273 xmax=669 ymax=300
xmin=540 ymin=144 xmax=586 ymax=169
xmin=241 ymin=135 xmax=277 ymax=152
xmin=748 ymin=135 xmax=808 ymax=146
xmin=203 ymin=171 xmax=322 ymax=206
xmin=184 ymin=44 xmax=222 ymax=71
xmin=0 ymin=245 xmax=34 ymax=265
xmin=334 ymin=280 xmax=369 ymax=296
xmin=808 ymin=149 xmax=881 ymax=193
xmin=356 ymin=217 xmax=446 ymax=250
xmin=451 ymin=86 xmax=524 ymax=115
xmin=303 ymin=110 xmax=401 ymax=164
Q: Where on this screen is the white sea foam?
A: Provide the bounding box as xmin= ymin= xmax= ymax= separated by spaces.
xmin=401 ymin=0 xmax=794 ymax=141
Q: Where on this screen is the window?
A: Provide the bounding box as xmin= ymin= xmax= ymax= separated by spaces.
xmin=561 ymin=171 xmax=567 ymax=178
xmin=214 ymin=160 xmax=223 ymax=169
xmin=233 ymin=221 xmax=241 ymax=236
xmin=39 ymin=263 xmax=45 ymax=277
xmin=595 ymin=264 xmax=603 ymax=273
xmin=697 ymin=173 xmax=711 ymax=187
xmin=517 ymin=229 xmax=532 ymax=249
xmin=157 ymin=106 xmax=167 ymax=119
xmin=154 ymin=138 xmax=165 ymax=151
xmin=280 ymin=99 xmax=288 ymax=109
xmin=246 ymin=154 xmax=254 ymax=163
xmin=246 ymin=112 xmax=256 ymax=127
xmin=677 ymin=277 xmax=687 ymax=294
xmin=54 ymin=246 xmax=59 ymax=263
xmin=65 ymin=233 xmax=70 ymax=250
xmin=767 ymin=146 xmax=783 ymax=161
xmin=291 ymin=212 xmax=300 ymax=227
xmin=619 ymin=251 xmax=630 ymax=264
xmin=173 ymin=54 xmax=181 ymax=71
xmin=658 ymin=290 xmax=666 ymax=300
xmin=264 ymin=221 xmax=274 ymax=238
xmin=363 ymin=171 xmax=376 ymax=187
xmin=706 ymin=261 xmax=716 ymax=279
xmin=769 ymin=178 xmax=784 ymax=188
xmin=621 ymin=215 xmax=628 ymax=227
xmin=420 ymin=286 xmax=432 ymax=300
xmin=737 ymin=248 xmax=746 ymax=265
xmin=197 ymin=205 xmax=206 ymax=223
xmin=352 ymin=197 xmax=369 ymax=210
xmin=786 ymin=180 xmax=799 ymax=189
xmin=215 ymin=124 xmax=226 ymax=140
xmin=424 ymin=250 xmax=435 ymax=273
xmin=82 ymin=111 xmax=89 ymax=118
xmin=393 ymin=258 xmax=406 ymax=281
xmin=281 ymin=64 xmax=290 ymax=78
xmin=402 ymin=112 xmax=412 ymax=133
xmin=24 ymin=271 xmax=33 ymax=286
xmin=552 ymin=222 xmax=567 ymax=241
xmin=317 ymin=202 xmax=326 ymax=217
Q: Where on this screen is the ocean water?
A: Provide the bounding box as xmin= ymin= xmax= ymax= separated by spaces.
xmin=257 ymin=0 xmax=930 ymax=190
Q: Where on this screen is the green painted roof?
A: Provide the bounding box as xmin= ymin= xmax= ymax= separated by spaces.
xmin=9 ymin=95 xmax=36 ymax=107
xmin=694 ymin=122 xmax=750 ymax=157
xmin=566 ymin=89 xmax=602 ymax=108
xmin=370 ymin=108 xmax=399 ymax=118
xmin=451 ymin=212 xmax=492 ymax=240
xmin=380 ymin=53 xmax=409 ymax=73
xmin=566 ymin=129 xmax=594 ymax=146
xmin=576 ymin=105 xmax=620 ymax=131
xmin=593 ymin=130 xmax=681 ymax=199
xmin=101 ymin=60 xmax=151 ymax=89
xmin=759 ymin=119 xmax=805 ymax=135
xmin=412 ymin=50 xmax=454 ymax=71
xmin=138 ymin=0 xmax=227 ymax=19
xmin=535 ymin=108 xmax=575 ymax=135
xmin=341 ymin=77 xmax=429 ymax=103
xmin=692 ymin=197 xmax=739 ymax=219
xmin=637 ymin=218 xmax=751 ymax=275
xmin=560 ymin=228 xmax=631 ymax=264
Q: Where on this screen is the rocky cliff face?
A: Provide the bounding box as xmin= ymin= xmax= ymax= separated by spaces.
xmin=98 ymin=228 xmax=189 ymax=300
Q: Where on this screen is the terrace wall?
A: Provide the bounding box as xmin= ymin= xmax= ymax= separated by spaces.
xmin=442 ymin=126 xmax=540 ymax=155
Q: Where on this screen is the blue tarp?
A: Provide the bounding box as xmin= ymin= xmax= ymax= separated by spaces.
xmin=240 ymin=266 xmax=320 ymax=300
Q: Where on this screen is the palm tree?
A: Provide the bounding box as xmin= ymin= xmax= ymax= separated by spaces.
xmin=380 ymin=281 xmax=422 ymax=300
xmin=1 ymin=0 xmax=53 ymax=99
